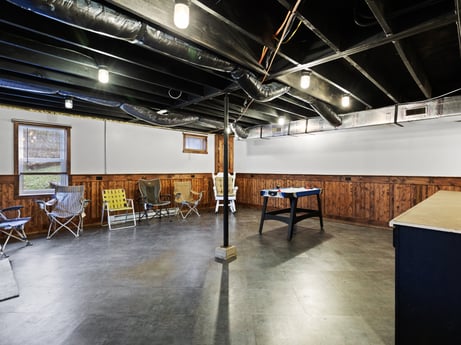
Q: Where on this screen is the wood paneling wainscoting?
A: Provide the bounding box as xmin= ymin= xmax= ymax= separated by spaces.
xmin=0 ymin=173 xmax=214 ymax=236
xmin=2 ymin=173 xmax=461 ymax=237
xmin=236 ymin=174 xmax=461 ymax=228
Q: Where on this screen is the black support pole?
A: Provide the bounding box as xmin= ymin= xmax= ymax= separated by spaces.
xmin=223 ymin=94 xmax=229 ymax=247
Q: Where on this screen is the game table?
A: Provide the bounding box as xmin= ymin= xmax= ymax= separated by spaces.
xmin=259 ymin=187 xmax=324 ymax=240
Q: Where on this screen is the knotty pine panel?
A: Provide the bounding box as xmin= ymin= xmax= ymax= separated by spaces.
xmin=237 ymin=174 xmax=461 ymax=228
xmin=3 ymin=173 xmax=461 ymax=237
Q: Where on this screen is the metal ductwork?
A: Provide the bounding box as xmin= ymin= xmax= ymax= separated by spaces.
xmin=7 ymin=0 xmax=236 ymax=73
xmin=58 ymin=91 xmax=121 ymax=107
xmin=231 ymin=68 xmax=290 ymax=102
xmin=6 ymin=0 xmax=143 ymax=41
xmin=6 ymin=0 xmax=341 ymax=129
xmin=308 ymin=98 xmax=342 ymax=127
xmin=142 ymin=26 xmax=235 ymax=73
xmin=288 ymin=90 xmax=342 ymax=128
xmin=0 ymin=78 xmax=57 ymax=94
xmin=230 ymin=122 xmax=249 ymax=139
xmin=120 ymin=104 xmax=200 ymax=127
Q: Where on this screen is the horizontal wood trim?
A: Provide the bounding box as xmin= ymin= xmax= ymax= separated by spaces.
xmin=2 ymin=173 xmax=461 ymax=237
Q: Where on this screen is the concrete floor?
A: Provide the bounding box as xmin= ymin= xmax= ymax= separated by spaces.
xmin=0 ymin=208 xmax=395 ymax=345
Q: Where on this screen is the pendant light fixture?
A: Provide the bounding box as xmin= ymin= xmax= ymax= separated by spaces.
xmin=300 ymin=70 xmax=311 ymax=89
xmin=64 ymin=98 xmax=73 ymax=109
xmin=174 ymin=0 xmax=190 ymax=29
xmin=98 ymin=66 xmax=109 ymax=83
xmin=341 ymin=94 xmax=351 ymax=107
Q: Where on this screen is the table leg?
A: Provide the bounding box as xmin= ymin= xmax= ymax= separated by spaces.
xmin=259 ymin=197 xmax=269 ymax=234
xmin=287 ymin=197 xmax=298 ymax=240
xmin=317 ymin=193 xmax=324 ymax=231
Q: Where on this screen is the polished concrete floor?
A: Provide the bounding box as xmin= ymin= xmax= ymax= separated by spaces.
xmin=0 ymin=208 xmax=394 ymax=345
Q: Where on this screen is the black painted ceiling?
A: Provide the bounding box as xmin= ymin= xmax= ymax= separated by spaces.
xmin=1 ymin=0 xmax=460 ymax=134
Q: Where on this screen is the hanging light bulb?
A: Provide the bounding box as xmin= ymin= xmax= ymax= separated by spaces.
xmin=64 ymin=98 xmax=73 ymax=109
xmin=174 ymin=0 xmax=190 ymax=29
xmin=98 ymin=66 xmax=109 ymax=83
xmin=300 ymin=70 xmax=311 ymax=89
xmin=278 ymin=117 xmax=286 ymax=125
xmin=341 ymin=94 xmax=351 ymax=107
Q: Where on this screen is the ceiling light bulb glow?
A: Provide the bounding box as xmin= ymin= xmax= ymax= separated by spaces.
xmin=300 ymin=71 xmax=311 ymax=89
xmin=65 ymin=98 xmax=73 ymax=109
xmin=341 ymin=94 xmax=350 ymax=107
xmin=98 ymin=67 xmax=109 ymax=83
xmin=174 ymin=1 xmax=190 ymax=29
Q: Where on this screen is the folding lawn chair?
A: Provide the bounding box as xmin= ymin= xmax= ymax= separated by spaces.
xmin=0 ymin=205 xmax=31 ymax=257
xmin=37 ymin=185 xmax=89 ymax=239
xmin=174 ymin=181 xmax=203 ymax=219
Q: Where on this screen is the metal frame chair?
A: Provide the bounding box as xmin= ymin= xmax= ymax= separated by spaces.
xmin=0 ymin=205 xmax=31 ymax=257
xmin=101 ymin=189 xmax=136 ymax=230
xmin=138 ymin=179 xmax=171 ymax=221
xmin=174 ymin=181 xmax=203 ymax=219
xmin=212 ymin=172 xmax=238 ymax=213
xmin=37 ymin=185 xmax=89 ymax=239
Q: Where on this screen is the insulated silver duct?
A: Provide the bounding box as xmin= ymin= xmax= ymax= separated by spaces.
xmin=58 ymin=91 xmax=121 ymax=107
xmin=0 ymin=78 xmax=57 ymax=94
xmin=308 ymin=99 xmax=342 ymax=127
xmin=142 ymin=26 xmax=235 ymax=73
xmin=231 ymin=68 xmax=291 ymax=102
xmin=288 ymin=91 xmax=342 ymax=127
xmin=120 ymin=104 xmax=200 ymax=127
xmin=6 ymin=0 xmax=142 ymax=41
xmin=6 ymin=0 xmax=340 ymax=129
xmin=230 ymin=122 xmax=249 ymax=139
xmin=6 ymin=0 xmax=234 ymax=73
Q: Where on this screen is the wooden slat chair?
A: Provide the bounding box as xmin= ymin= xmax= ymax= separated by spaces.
xmin=212 ymin=172 xmax=238 ymax=213
xmin=101 ymin=189 xmax=136 ymax=230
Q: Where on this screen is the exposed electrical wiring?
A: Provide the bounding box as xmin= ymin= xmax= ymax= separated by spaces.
xmin=238 ymin=0 xmax=303 ymax=123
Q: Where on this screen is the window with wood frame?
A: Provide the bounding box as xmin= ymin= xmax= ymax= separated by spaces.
xmin=183 ymin=133 xmax=208 ymax=154
xmin=14 ymin=121 xmax=71 ymax=196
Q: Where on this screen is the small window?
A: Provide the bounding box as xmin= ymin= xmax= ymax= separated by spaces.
xmin=14 ymin=121 xmax=70 ymax=196
xmin=183 ymin=133 xmax=208 ymax=154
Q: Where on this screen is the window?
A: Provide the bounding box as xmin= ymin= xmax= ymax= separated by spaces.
xmin=183 ymin=133 xmax=207 ymax=154
xmin=14 ymin=121 xmax=70 ymax=196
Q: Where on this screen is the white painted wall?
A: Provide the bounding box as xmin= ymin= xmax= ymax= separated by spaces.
xmin=0 ymin=106 xmax=214 ymax=175
xmin=234 ymin=117 xmax=461 ymax=177
xmin=2 ymin=105 xmax=460 ymax=177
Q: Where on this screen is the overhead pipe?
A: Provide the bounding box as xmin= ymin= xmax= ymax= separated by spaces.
xmin=0 ymin=78 xmax=57 ymax=94
xmin=120 ymin=104 xmax=199 ymax=127
xmin=6 ymin=0 xmax=340 ymax=128
xmin=230 ymin=122 xmax=249 ymax=139
xmin=288 ymin=91 xmax=342 ymax=127
xmin=6 ymin=0 xmax=235 ymax=72
xmin=230 ymin=68 xmax=290 ymax=102
xmin=308 ymin=99 xmax=342 ymax=127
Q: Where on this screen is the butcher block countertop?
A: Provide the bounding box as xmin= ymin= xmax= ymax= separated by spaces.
xmin=389 ymin=190 xmax=461 ymax=233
